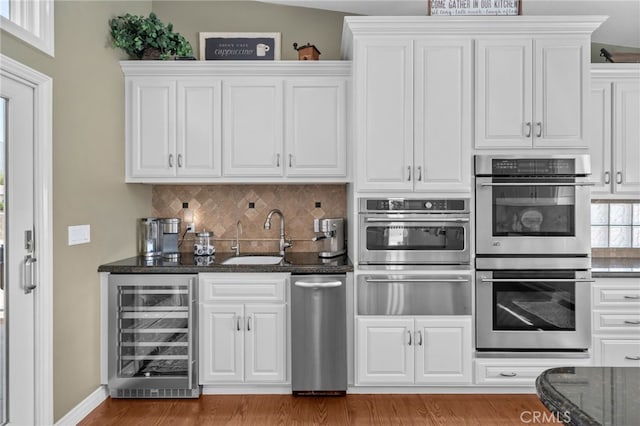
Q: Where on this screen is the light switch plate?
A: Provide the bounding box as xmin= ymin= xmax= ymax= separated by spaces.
xmin=68 ymin=224 xmax=91 ymax=246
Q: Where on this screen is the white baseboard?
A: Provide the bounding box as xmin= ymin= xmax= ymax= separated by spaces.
xmin=55 ymin=385 xmax=108 ymax=426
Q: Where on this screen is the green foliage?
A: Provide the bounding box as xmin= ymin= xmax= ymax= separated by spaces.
xmin=109 ymin=12 xmax=193 ymax=60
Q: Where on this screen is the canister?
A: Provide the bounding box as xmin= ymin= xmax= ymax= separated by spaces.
xmin=138 ymin=218 xmax=161 ymax=257
xmin=194 ymin=230 xmax=215 ymax=256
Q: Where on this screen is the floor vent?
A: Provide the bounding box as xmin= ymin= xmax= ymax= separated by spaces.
xmin=111 ymin=387 xmax=200 ymax=399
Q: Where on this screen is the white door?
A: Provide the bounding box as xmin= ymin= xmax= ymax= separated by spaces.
xmin=533 ymin=37 xmax=589 ymax=148
xmin=588 ymin=81 xmax=613 ymax=195
xmin=285 ymin=80 xmax=346 ymax=177
xmin=414 ymin=38 xmax=471 ymax=193
xmin=414 ymin=317 xmax=472 ymax=385
xmin=613 ymin=81 xmax=640 ymax=195
xmin=355 ymin=39 xmax=413 ymax=191
xmin=244 ymin=304 xmax=285 ymax=383
xmin=475 ymin=38 xmax=533 ymax=149
xmin=356 ymin=317 xmax=414 ymax=385
xmin=1 ymin=62 xmax=49 ymax=424
xmin=199 ymin=304 xmax=244 ymax=383
xmin=222 ymin=80 xmax=283 ymax=177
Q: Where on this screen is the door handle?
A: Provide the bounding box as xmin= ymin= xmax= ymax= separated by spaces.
xmin=625 ymin=356 xmax=640 ymax=361
xmin=247 ymin=316 xmax=252 ymax=332
xmin=624 ymin=295 xmax=640 ymax=300
xmin=177 ymin=154 xmax=183 ymax=168
xmin=236 ymin=316 xmax=241 ymax=331
xmin=524 ymin=122 xmax=532 ymax=138
xmin=616 ymin=171 xmax=623 ymax=184
xmin=624 ymin=320 xmax=640 ymax=325
xmin=417 ymin=166 xmax=422 ymax=181
xmin=289 ymin=154 xmax=293 ymax=168
xmin=604 ymin=171 xmax=611 ymax=184
xmin=365 ymin=278 xmax=470 ymax=283
xmin=168 ymin=154 xmax=174 ymax=168
xmin=499 ymin=372 xmax=517 ymax=377
xmin=407 ymin=166 xmax=412 ymax=181
xmin=536 ymin=122 xmax=542 ymax=138
xmin=407 ymin=330 xmax=412 ymax=346
xmin=23 ymin=254 xmax=38 ymax=294
xmin=364 ymin=218 xmax=469 ymax=223
xmin=294 ymin=281 xmax=342 ymax=288
xmin=481 ymin=278 xmax=594 ymax=283
xmin=276 ymin=153 xmax=281 ymax=167
xmin=479 ymin=182 xmax=594 ymax=187
xmin=416 ymin=330 xmax=423 ymax=346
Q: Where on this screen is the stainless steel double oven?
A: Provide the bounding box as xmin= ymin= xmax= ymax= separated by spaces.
xmin=474 ymin=155 xmax=593 ymax=353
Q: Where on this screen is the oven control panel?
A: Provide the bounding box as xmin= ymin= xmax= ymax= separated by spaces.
xmin=362 ymin=198 xmax=468 ymax=212
xmin=491 ymin=158 xmax=576 ymax=175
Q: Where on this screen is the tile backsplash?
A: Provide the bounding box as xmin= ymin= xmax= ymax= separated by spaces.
xmin=591 ymin=200 xmax=640 ymax=257
xmin=152 ymin=184 xmax=347 ymax=253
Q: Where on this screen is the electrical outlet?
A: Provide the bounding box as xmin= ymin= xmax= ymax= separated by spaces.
xmin=186 ymin=223 xmax=195 ymax=233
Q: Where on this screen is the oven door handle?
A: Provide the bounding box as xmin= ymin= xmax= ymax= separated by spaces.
xmin=364 ymin=218 xmax=470 ymax=223
xmin=365 ymin=278 xmax=470 ymax=283
xmin=480 ymin=278 xmax=595 ymax=283
xmin=479 ymin=182 xmax=594 ymax=187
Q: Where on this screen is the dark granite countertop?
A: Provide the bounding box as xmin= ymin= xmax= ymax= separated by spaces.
xmin=592 ymin=258 xmax=640 ymax=278
xmin=98 ymin=252 xmax=353 ymax=274
xmin=536 ymin=367 xmax=640 ymax=426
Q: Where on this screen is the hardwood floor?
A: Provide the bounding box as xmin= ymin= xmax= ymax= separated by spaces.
xmin=80 ymin=394 xmax=559 ymax=425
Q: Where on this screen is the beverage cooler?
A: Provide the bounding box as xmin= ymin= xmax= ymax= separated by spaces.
xmin=108 ymin=274 xmax=200 ymax=398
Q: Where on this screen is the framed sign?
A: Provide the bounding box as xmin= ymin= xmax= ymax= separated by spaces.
xmin=428 ymin=0 xmax=522 ymax=16
xmin=199 ymin=32 xmax=281 ymax=60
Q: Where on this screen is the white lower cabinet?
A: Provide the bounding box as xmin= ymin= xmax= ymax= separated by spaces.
xmin=356 ymin=316 xmax=472 ymax=385
xmin=592 ymin=277 xmax=640 ymax=367
xmin=199 ymin=273 xmax=287 ymax=384
xmin=475 ymin=358 xmax=593 ymax=386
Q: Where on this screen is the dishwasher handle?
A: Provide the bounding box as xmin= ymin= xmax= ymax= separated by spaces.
xmin=294 ymin=280 xmax=343 ymax=289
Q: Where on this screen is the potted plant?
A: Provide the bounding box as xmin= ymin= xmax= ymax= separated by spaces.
xmin=109 ymin=12 xmax=193 ymax=60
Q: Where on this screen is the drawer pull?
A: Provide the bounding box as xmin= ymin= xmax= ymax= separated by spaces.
xmin=624 ymin=295 xmax=640 ymax=300
xmin=625 ymin=356 xmax=640 ymax=361
xmin=624 ymin=320 xmax=640 ymax=325
xmin=499 ymin=372 xmax=517 ymax=377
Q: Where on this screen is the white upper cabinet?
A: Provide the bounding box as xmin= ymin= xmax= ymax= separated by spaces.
xmin=476 ymin=36 xmax=589 ymax=149
xmin=590 ymin=65 xmax=640 ymax=197
xmin=353 ymin=37 xmax=471 ymax=193
xmin=285 ymin=79 xmax=347 ymax=177
xmin=223 ymin=80 xmax=284 ymax=177
xmin=121 ymin=62 xmax=350 ymax=183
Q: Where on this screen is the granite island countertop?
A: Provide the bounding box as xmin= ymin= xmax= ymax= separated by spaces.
xmin=98 ymin=252 xmax=353 ymax=274
xmin=592 ymin=257 xmax=640 ymax=278
xmin=536 ymin=367 xmax=640 ymax=426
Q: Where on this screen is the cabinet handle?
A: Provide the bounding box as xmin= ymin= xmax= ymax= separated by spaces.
xmin=417 ymin=330 xmax=423 ymax=346
xmin=604 ymin=171 xmax=611 ymax=184
xmin=624 ymin=295 xmax=640 ymax=300
xmin=407 ymin=330 xmax=412 ymax=346
xmin=276 ymin=154 xmax=280 ymax=167
xmin=247 ymin=316 xmax=252 ymax=331
xmin=524 ymin=122 xmax=532 ymax=138
xmin=499 ymin=372 xmax=517 ymax=377
xmin=624 ymin=320 xmax=640 ymax=325
xmin=168 ymin=154 xmax=174 ymax=168
xmin=177 ymin=154 xmax=183 ymax=168
xmin=616 ymin=171 xmax=623 ymax=184
xmin=289 ymin=154 xmax=293 ymax=167
xmin=417 ymin=166 xmax=422 ymax=182
xmin=625 ymin=356 xmax=640 ymax=361
xmin=407 ymin=166 xmax=412 ymax=181
xmin=536 ymin=122 xmax=542 ymax=138
xmin=236 ymin=316 xmax=241 ymax=331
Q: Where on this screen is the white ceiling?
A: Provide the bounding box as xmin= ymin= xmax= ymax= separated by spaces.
xmin=257 ymin=0 xmax=640 ymax=48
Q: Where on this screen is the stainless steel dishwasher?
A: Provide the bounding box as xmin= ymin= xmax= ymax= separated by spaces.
xmin=291 ymin=274 xmax=347 ymax=395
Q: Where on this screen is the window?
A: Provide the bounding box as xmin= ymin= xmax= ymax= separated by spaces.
xmin=591 ymin=202 xmax=640 ymax=248
xmin=0 ymin=0 xmax=54 ymax=56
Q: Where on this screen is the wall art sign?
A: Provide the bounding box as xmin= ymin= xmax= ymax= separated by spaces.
xmin=199 ymin=32 xmax=281 ymax=60
xmin=427 ymin=0 xmax=522 ymax=16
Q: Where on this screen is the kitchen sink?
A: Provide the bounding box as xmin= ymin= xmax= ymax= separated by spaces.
xmin=221 ymin=255 xmax=284 ymax=265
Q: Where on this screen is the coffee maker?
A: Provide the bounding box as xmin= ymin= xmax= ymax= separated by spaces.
xmin=312 ymin=218 xmax=346 ymax=258
xmin=160 ymin=218 xmax=181 ymax=259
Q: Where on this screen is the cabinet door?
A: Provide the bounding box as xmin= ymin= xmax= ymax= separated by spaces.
xmin=414 ymin=317 xmax=472 ymax=384
xmin=355 ymin=39 xmax=413 ymax=191
xmin=176 ymin=80 xmax=222 ymax=177
xmin=199 ymin=304 xmax=244 ymax=383
xmin=223 ymin=80 xmax=283 ymax=176
xmin=613 ymin=81 xmax=640 ymax=195
xmin=244 ymin=304 xmax=286 ymax=383
xmin=533 ymin=37 xmax=589 ymax=148
xmin=414 ymin=39 xmax=471 ymax=193
xmin=127 ymin=78 xmax=176 ymax=178
xmin=475 ymin=38 xmax=532 ymax=149
xmin=356 ymin=317 xmax=414 ymax=385
xmin=285 ymin=79 xmax=347 ymax=177
xmin=588 ymin=81 xmax=613 ymax=195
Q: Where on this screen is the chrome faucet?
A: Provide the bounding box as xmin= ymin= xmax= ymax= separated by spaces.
xmin=231 ymin=220 xmax=242 ymax=256
xmin=264 ymin=209 xmax=292 ymax=256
